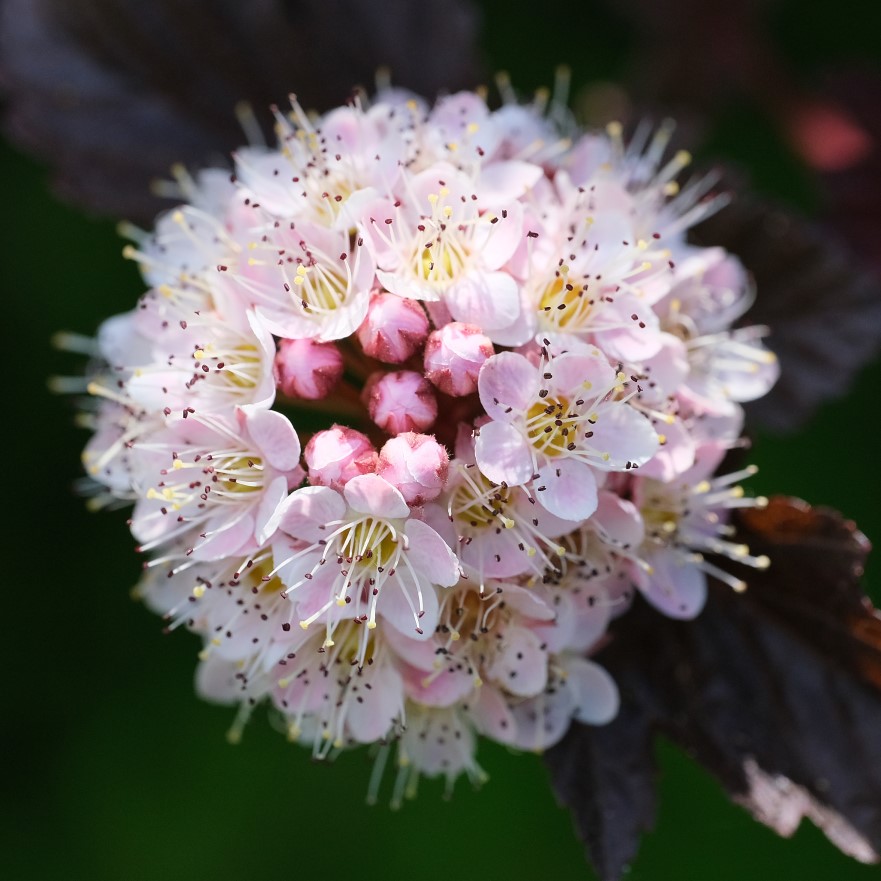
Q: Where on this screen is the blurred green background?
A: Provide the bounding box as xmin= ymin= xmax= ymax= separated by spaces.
xmin=5 ymin=1 xmax=881 ymax=879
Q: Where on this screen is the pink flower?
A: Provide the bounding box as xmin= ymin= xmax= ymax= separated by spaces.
xmin=303 ymin=426 xmax=377 ymax=491
xmin=129 ymin=405 xmax=302 ymax=560
xmin=423 ymin=322 xmax=494 ymax=396
xmin=276 ymin=473 xmax=460 ymax=656
xmin=355 ymin=292 xmax=429 ymax=364
xmin=364 ymin=370 xmax=438 ymax=434
xmin=358 ymin=163 xmax=530 ymax=344
xmin=630 ymin=444 xmax=770 ymax=618
xmin=377 ymin=433 xmax=449 ymax=506
xmin=274 ymin=337 xmax=344 ymax=400
xmin=475 ymin=349 xmax=658 ymax=520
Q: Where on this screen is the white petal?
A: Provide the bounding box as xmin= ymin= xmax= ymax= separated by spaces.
xmin=405 ymin=519 xmax=460 ymax=587
xmin=278 ymin=485 xmax=346 ymax=542
xmin=535 ymin=458 xmax=598 ymax=521
xmin=566 ymin=657 xmax=620 ymax=725
xmin=241 ymin=406 xmax=301 ymax=472
xmin=478 ymin=351 xmax=537 ymax=420
xmin=344 ymin=474 xmax=409 ymax=519
xmin=474 ymin=420 xmax=533 ymax=486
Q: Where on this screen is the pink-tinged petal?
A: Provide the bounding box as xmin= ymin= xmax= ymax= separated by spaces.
xmin=404 ymin=519 xmax=460 ymax=587
xmin=548 ymin=350 xmax=615 ymax=396
xmin=644 ymin=335 xmax=690 ymax=395
xmin=290 ymin=568 xmax=341 ymax=624
xmin=346 ymin=662 xmax=404 ymax=743
xmin=588 ymin=403 xmax=659 ymax=471
xmin=594 ymin=491 xmax=644 ymax=549
xmin=488 ymin=626 xmax=548 ymax=697
xmin=255 ymin=475 xmax=289 ymax=544
xmin=638 ymin=419 xmax=696 ymax=481
xmin=478 ymin=351 xmax=537 ymax=421
xmin=475 ymin=201 xmax=525 ymax=269
xmin=279 ymin=485 xmax=346 ymax=542
xmin=384 ymin=627 xmax=439 ymax=671
xmin=316 ymin=293 xmax=373 ymax=343
xmin=641 ymin=550 xmax=707 ymax=619
xmin=241 ymin=406 xmax=300 ymax=472
xmin=446 ymin=271 xmax=520 ymax=331
xmin=474 ymin=420 xmax=533 ymax=486
xmin=508 ymin=684 xmax=574 ymax=751
xmin=470 ymin=685 xmax=517 ymax=744
xmin=343 ymin=474 xmax=409 ymax=519
xmin=569 ymin=592 xmax=613 ymax=653
xmin=195 ymin=655 xmax=240 ymax=705
xmin=402 ymin=662 xmax=473 ymax=708
xmin=498 ymin=584 xmax=556 ymax=622
xmin=478 ymin=161 xmax=543 ymax=206
xmin=535 ymin=458 xmax=598 ymax=521
xmin=566 ymin=657 xmax=620 ymax=725
xmin=376 ymin=576 xmax=439 ymax=639
xmin=190 ymin=513 xmax=256 ymax=561
xmin=460 ymin=529 xmax=534 ymax=579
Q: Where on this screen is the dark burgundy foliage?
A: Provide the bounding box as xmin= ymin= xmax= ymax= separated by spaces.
xmin=0 ymin=0 xmax=482 ymax=222
xmin=546 ymin=498 xmax=881 ymax=881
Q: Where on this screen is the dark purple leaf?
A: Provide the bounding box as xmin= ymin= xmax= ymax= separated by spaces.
xmin=0 ymin=0 xmax=483 ymax=221
xmin=692 ymin=198 xmax=881 ymax=433
xmin=546 ymin=497 xmax=881 ymax=880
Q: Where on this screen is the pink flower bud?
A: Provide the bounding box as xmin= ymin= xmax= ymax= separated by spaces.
xmin=423 ymin=322 xmax=494 ymax=396
xmin=275 ymin=338 xmax=343 ymax=400
xmin=355 ymin=292 xmax=429 ymax=363
xmin=304 ymin=425 xmax=378 ymax=491
xmin=364 ymin=370 xmax=438 ymax=434
xmin=377 ymin=433 xmax=450 ymax=505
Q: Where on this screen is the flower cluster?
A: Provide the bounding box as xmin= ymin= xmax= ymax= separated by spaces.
xmin=77 ymin=89 xmax=778 ymax=796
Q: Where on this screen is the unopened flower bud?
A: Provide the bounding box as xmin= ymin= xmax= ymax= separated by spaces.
xmin=424 ymin=322 xmax=494 ymax=396
xmin=304 ymin=426 xmax=378 ymax=490
xmin=364 ymin=370 xmax=438 ymax=434
xmin=275 ymin=338 xmax=343 ymax=400
xmin=378 ymin=432 xmax=450 ymax=505
xmin=356 ymin=292 xmax=429 ymax=364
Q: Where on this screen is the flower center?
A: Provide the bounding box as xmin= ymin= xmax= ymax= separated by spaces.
xmin=449 ymin=467 xmax=513 ymax=529
xmin=537 ymin=273 xmax=594 ymax=331
xmin=526 ymin=396 xmax=582 ymax=457
xmin=292 ymin=260 xmax=350 ymax=314
xmin=337 ymin=516 xmax=400 ymax=574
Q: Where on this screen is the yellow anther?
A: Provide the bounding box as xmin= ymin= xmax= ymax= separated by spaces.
xmin=367 ymin=620 xmax=377 ymax=630
xmin=299 ymin=620 xmax=310 ymax=630
xmin=172 ymin=459 xmax=184 ymax=470
xmin=466 ymin=122 xmax=479 ymax=135
xmin=606 ymin=121 xmax=623 ymax=138
xmin=192 ymin=585 xmax=206 ymax=599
